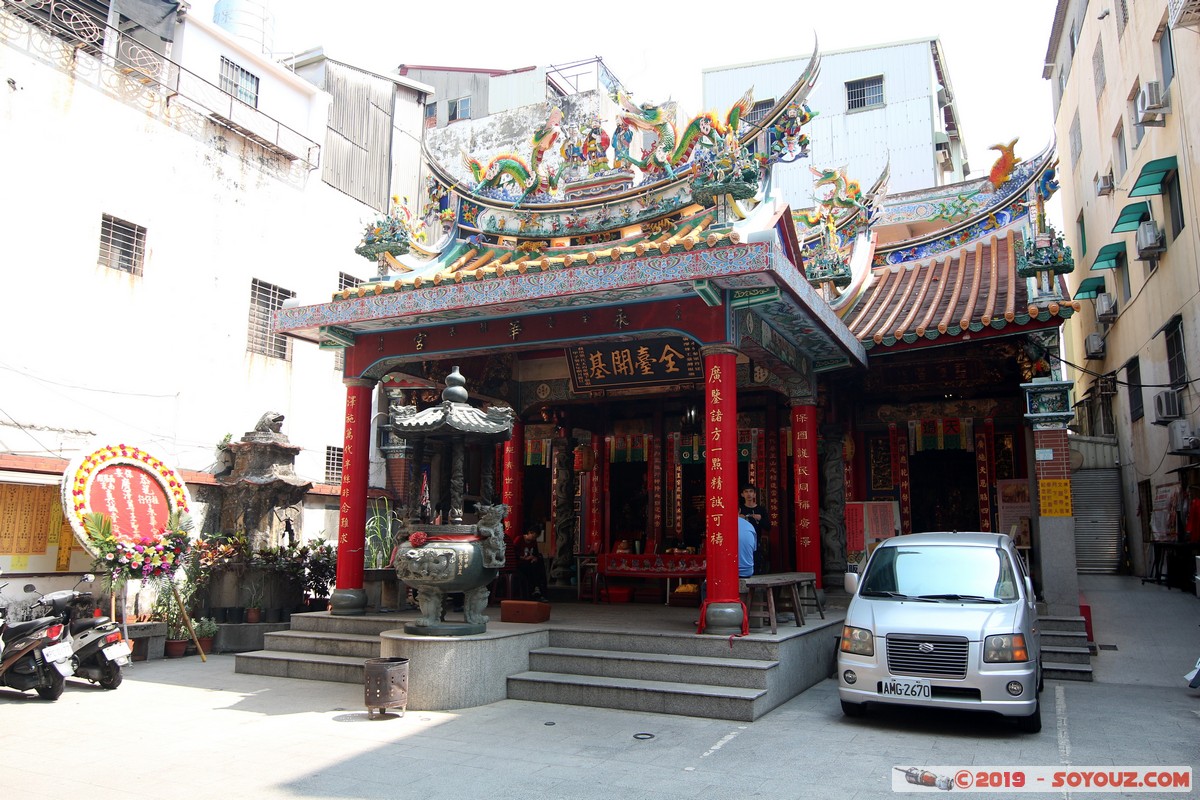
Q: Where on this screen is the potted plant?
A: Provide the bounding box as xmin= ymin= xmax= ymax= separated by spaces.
xmin=304 ymin=538 xmax=337 ymax=612
xmin=192 ymin=616 xmax=218 ymax=655
xmin=243 ymin=573 xmax=265 ymax=624
xmin=154 ymin=581 xmax=190 ymax=658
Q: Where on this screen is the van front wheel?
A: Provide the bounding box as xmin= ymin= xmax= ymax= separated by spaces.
xmin=1015 ymin=698 xmax=1042 ymax=733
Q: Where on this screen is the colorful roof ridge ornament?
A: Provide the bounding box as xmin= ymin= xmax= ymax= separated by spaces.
xmin=355 ymin=196 xmax=416 ymax=269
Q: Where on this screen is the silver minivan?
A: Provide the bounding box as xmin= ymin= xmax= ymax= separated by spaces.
xmin=837 ymin=532 xmax=1042 ymax=732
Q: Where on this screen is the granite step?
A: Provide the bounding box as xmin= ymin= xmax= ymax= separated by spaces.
xmin=263 ymin=629 xmax=381 ymax=659
xmin=235 ymin=649 xmax=366 ymax=684
xmin=1043 ymin=660 xmax=1094 ymax=682
xmin=507 ymin=670 xmax=767 ymax=721
xmin=529 ymin=646 xmax=777 ymax=689
xmin=1041 ymin=644 xmax=1092 ymax=665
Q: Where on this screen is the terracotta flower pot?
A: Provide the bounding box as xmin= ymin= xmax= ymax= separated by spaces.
xmin=244 ymin=607 xmax=262 ymax=624
xmin=164 ymin=639 xmax=188 ymax=658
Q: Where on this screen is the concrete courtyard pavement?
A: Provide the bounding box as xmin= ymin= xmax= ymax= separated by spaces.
xmin=1 ymin=575 xmax=1196 ymax=800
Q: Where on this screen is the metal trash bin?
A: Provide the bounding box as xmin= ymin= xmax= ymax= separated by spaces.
xmin=364 ymin=657 xmax=409 ymax=718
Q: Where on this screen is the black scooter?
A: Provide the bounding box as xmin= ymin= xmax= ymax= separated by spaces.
xmin=28 ymin=574 xmax=128 ymax=690
xmin=0 ymin=569 xmax=75 ymax=701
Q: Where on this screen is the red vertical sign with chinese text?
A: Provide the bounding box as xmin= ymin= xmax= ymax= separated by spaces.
xmin=502 ymin=420 xmax=524 ymax=540
xmin=791 ymin=404 xmax=821 ymax=586
xmin=705 ymin=351 xmax=738 ymax=602
xmin=336 ymin=380 xmax=373 ymax=593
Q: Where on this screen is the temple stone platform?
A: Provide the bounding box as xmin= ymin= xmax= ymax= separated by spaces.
xmin=235 ymin=597 xmax=846 ymax=721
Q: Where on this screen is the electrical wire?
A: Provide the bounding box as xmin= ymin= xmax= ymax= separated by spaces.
xmin=0 ymin=405 xmax=67 ymax=458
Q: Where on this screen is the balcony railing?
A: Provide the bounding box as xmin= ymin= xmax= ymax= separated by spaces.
xmin=2 ymin=0 xmax=320 ymax=169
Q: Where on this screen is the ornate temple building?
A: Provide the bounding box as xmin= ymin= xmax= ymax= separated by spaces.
xmin=274 ymin=47 xmax=1083 ymax=628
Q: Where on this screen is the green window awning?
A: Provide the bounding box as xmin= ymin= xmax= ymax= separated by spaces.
xmin=1128 ymin=156 xmax=1177 ymax=197
xmin=1090 ymin=241 xmax=1126 ymax=271
xmin=1074 ymin=276 xmax=1106 ymax=300
xmin=1112 ymin=202 xmax=1151 ymax=233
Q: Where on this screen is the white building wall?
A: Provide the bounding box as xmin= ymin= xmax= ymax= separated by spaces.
xmin=704 ymin=40 xmax=960 ymax=207
xmin=1048 ymin=0 xmax=1200 ymax=576
xmin=0 ymin=11 xmax=400 ymax=517
xmin=490 ymin=68 xmax=549 ymax=115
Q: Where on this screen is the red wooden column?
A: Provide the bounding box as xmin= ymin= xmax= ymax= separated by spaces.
xmin=331 ymin=377 xmax=375 ymax=616
xmin=502 ymin=419 xmax=525 ymax=540
xmin=791 ymin=400 xmax=822 ymax=587
xmin=699 ymin=346 xmax=743 ymax=634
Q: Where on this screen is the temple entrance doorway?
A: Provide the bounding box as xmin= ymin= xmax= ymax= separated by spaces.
xmin=909 ymin=449 xmax=979 ymax=532
xmin=609 ymin=462 xmax=648 ymax=552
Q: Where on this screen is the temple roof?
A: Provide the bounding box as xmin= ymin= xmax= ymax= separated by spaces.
xmin=838 ymin=225 xmax=1076 ymax=352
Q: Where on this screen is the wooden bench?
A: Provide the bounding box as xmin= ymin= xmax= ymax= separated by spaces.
xmin=739 ymin=572 xmax=824 ymax=634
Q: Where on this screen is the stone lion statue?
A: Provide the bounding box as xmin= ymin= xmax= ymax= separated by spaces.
xmin=476 ymin=502 xmax=510 ymax=568
xmin=254 ymin=412 xmax=285 ymax=434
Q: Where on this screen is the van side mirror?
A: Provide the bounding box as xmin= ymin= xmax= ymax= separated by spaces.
xmin=1025 ymin=576 xmax=1036 ymax=606
xmin=844 ymin=572 xmax=859 ymax=594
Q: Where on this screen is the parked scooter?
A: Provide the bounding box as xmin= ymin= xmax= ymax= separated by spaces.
xmin=27 ymin=574 xmax=129 ymax=690
xmin=1188 ymin=656 xmax=1200 ymax=689
xmin=0 ymin=568 xmax=75 ymax=700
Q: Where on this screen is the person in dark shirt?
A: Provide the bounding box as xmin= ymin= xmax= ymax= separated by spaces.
xmin=740 ymin=484 xmax=769 ymax=572
xmin=515 ymin=529 xmax=548 ymax=601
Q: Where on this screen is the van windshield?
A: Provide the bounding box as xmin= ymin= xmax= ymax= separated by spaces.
xmin=860 ymin=545 xmax=1019 ymax=602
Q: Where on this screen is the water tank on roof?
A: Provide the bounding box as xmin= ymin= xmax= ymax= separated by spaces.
xmin=213 ymin=0 xmax=276 ymax=57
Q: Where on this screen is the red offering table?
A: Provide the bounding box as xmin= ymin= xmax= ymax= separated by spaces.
xmin=598 ymin=553 xmax=706 ymax=605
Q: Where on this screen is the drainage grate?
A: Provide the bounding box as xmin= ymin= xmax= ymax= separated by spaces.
xmin=1098 ymin=644 xmax=1118 ymax=651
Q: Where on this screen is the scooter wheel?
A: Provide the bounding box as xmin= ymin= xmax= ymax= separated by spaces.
xmin=98 ymin=661 xmax=122 ymax=690
xmin=35 ymin=670 xmax=65 ymax=701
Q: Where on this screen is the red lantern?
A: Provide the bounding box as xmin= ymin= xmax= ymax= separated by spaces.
xmin=573 ymin=444 xmax=595 ymax=472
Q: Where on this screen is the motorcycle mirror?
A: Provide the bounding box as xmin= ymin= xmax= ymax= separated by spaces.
xmin=23 ymin=583 xmax=37 ymax=594
xmin=83 ymin=573 xmax=96 ymax=583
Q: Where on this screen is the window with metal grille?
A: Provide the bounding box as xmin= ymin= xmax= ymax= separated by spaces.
xmin=448 ymin=96 xmax=471 ymax=122
xmin=424 ymin=101 xmax=437 ymax=127
xmin=846 ymin=76 xmax=884 ymax=111
xmin=247 ymin=278 xmax=295 ymax=360
xmin=219 ymin=56 xmax=260 ymax=108
xmin=1165 ymin=321 xmax=1188 ymax=389
xmin=1069 ymin=112 xmax=1082 ymax=165
xmin=333 ymin=272 xmax=361 ymax=371
xmin=1093 ymin=39 xmax=1106 ymax=96
xmin=325 ymin=446 xmax=344 ymax=484
xmin=745 ymin=99 xmax=775 ymax=125
xmin=98 ymin=214 xmax=146 ymax=275
xmin=1116 ymin=0 xmax=1128 ymax=36
xmin=1125 ymin=357 xmax=1144 ymax=422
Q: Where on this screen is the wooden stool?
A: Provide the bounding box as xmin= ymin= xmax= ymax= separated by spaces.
xmin=739 ymin=578 xmax=805 ymax=634
xmin=796 ymin=577 xmax=825 ymax=619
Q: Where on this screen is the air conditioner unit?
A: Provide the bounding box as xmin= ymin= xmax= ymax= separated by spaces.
xmin=1168 ymin=419 xmax=1199 ymax=452
xmin=1085 ymin=332 xmax=1106 ymax=359
xmin=1137 ymin=81 xmax=1170 ymax=124
xmin=1154 ymin=390 xmax=1182 ymax=424
xmin=1136 ymin=220 xmax=1166 ymax=259
xmin=1095 ymin=174 xmax=1114 ymax=196
xmin=1095 ymin=292 xmax=1118 ymax=323
xmin=937 ymin=87 xmax=951 ymax=107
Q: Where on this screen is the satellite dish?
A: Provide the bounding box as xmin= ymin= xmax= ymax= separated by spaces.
xmin=1069 ymin=449 xmax=1085 ymax=472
